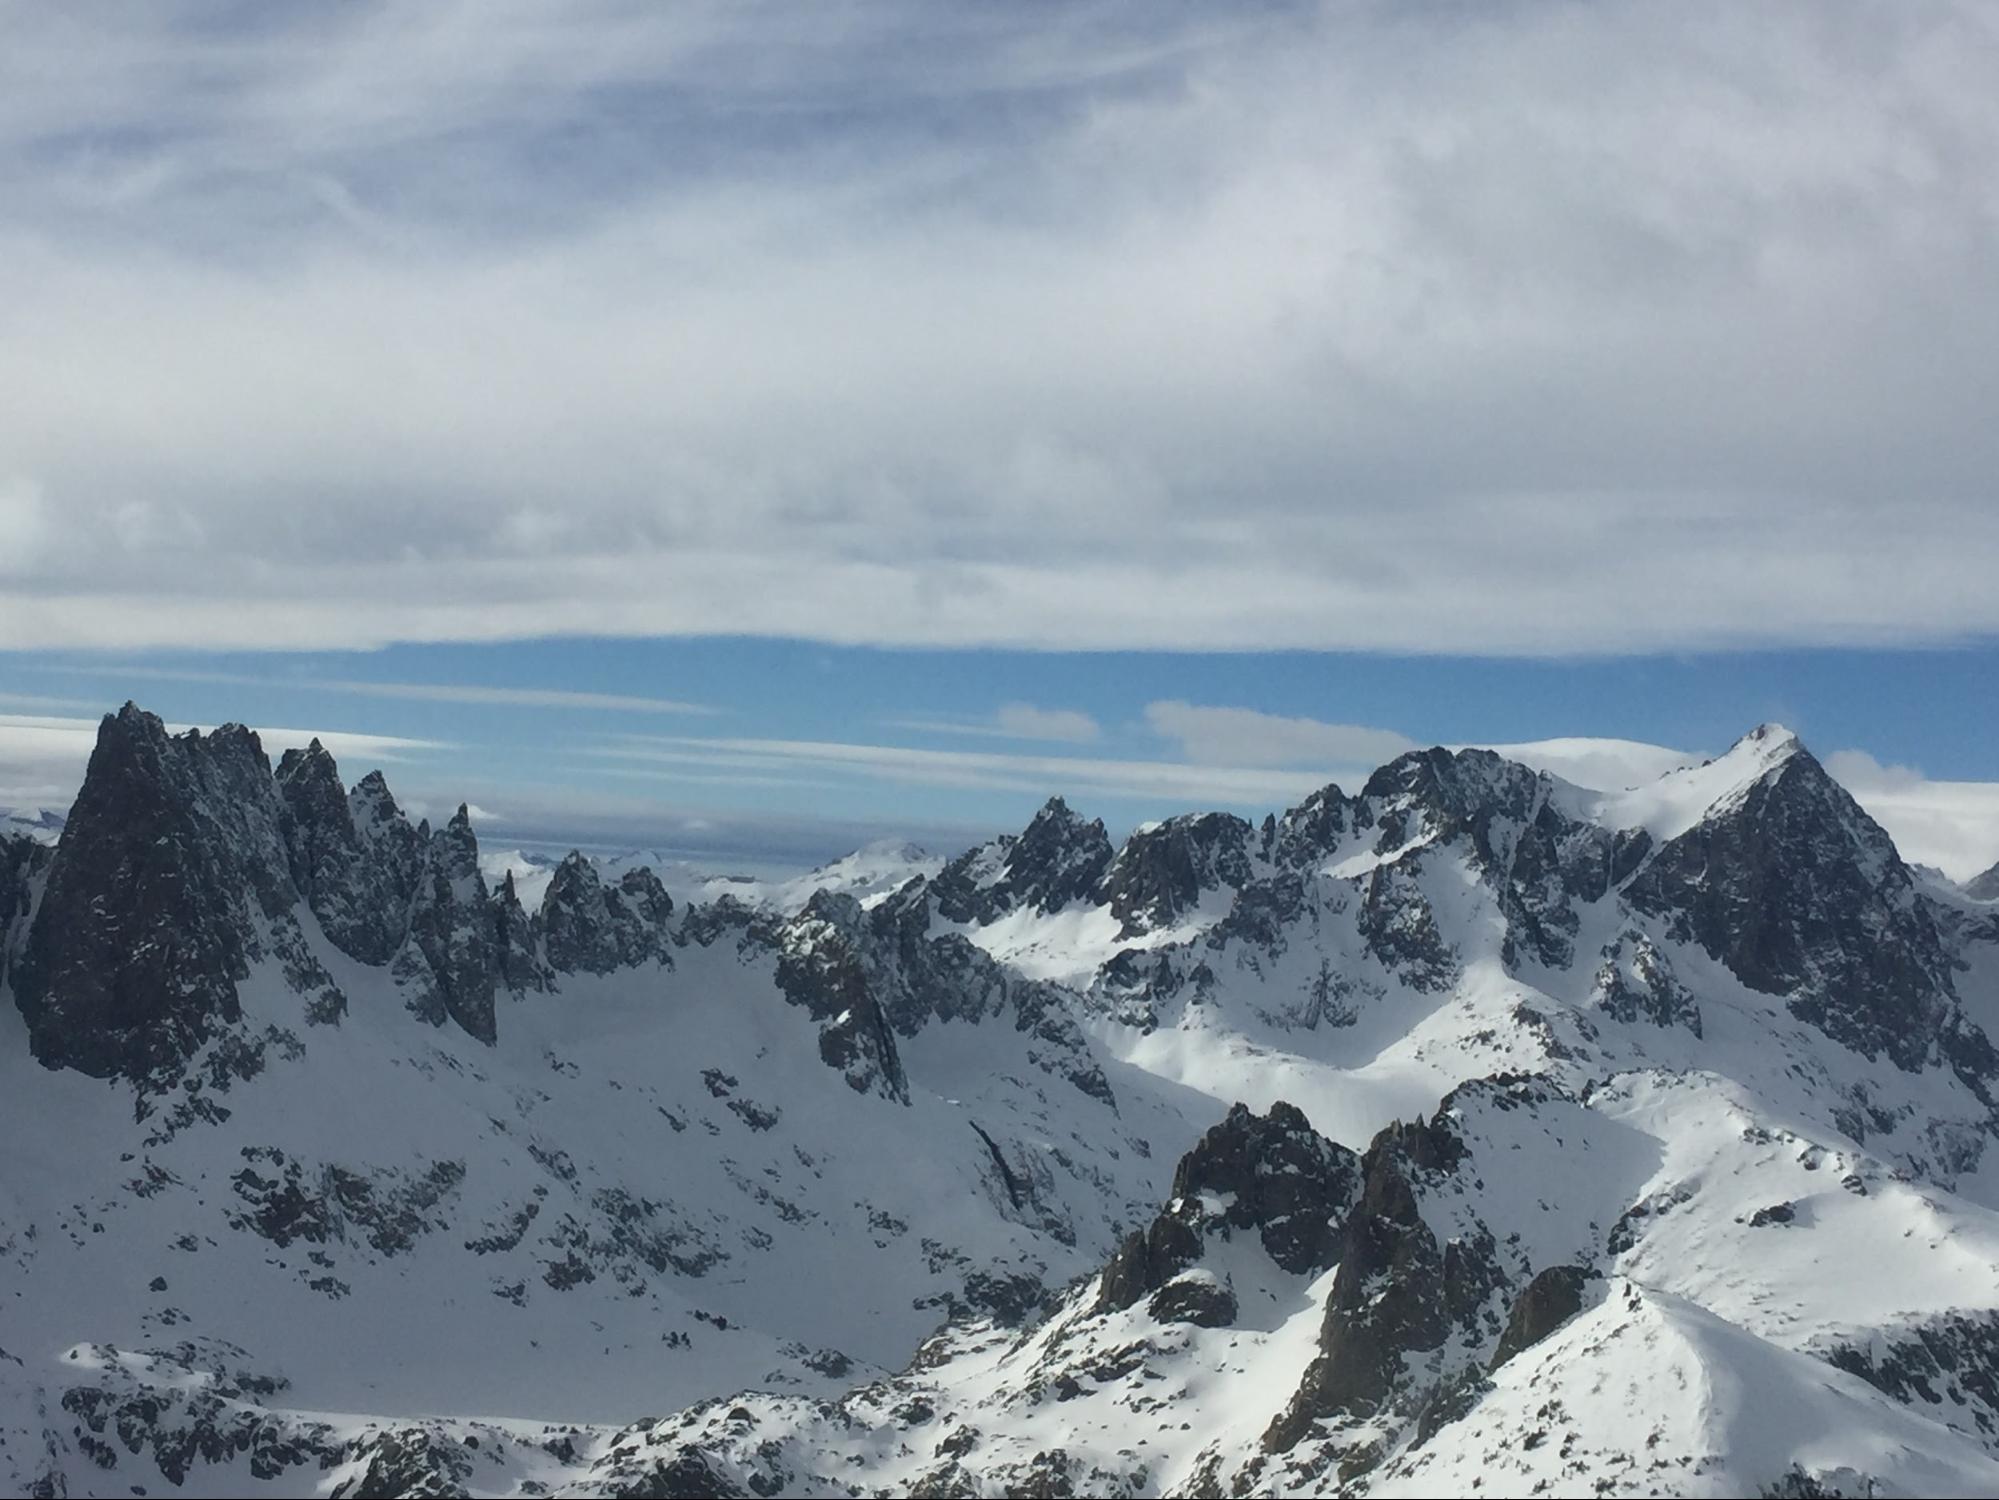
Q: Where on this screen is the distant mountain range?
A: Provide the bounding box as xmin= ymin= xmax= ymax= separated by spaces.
xmin=4 ymin=702 xmax=1999 ymax=1497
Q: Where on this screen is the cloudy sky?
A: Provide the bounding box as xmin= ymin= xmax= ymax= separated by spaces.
xmin=3 ymin=2 xmax=1997 ymax=875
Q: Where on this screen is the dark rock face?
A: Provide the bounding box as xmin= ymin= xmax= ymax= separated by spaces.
xmin=493 ymin=872 xmax=549 ymax=995
xmin=0 ymin=831 xmax=49 ymax=988
xmin=540 ymin=854 xmax=674 ymax=976
xmin=1489 ymin=1264 xmax=1592 ymax=1370
xmin=348 ymin=771 xmax=425 ymax=922
xmin=13 ymin=705 xmax=318 ymax=1085
xmin=1168 ymin=1100 xmax=1363 ymax=1274
xmin=393 ymin=806 xmax=499 ymax=1045
xmin=777 ymin=881 xmax=1115 ymax=1108
xmin=1624 ymin=734 xmax=1959 ymax=1072
xmin=1148 ymin=1273 xmax=1239 ymax=1327
xmin=1591 ymin=931 xmax=1703 ymax=1036
xmin=1352 ymin=747 xmax=1624 ymax=977
xmin=1097 ymin=1101 xmax=1360 ymax=1318
xmin=1097 ymin=1211 xmax=1205 ymax=1314
xmin=1822 ymin=1311 xmax=1999 ymax=1451
xmin=1357 ymin=860 xmax=1457 ymax=992
xmin=1264 ymin=1101 xmax=1508 ymax=1458
xmin=933 ymin=798 xmax=1112 ymax=925
xmin=275 ymin=741 xmax=415 ymax=966
xmin=772 ymin=891 xmax=911 ymax=1102
xmin=1267 ymin=784 xmax=1351 ymax=870
xmin=1100 ymin=813 xmax=1254 ymax=938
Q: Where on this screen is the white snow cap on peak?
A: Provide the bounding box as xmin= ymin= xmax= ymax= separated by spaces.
xmin=1734 ymin=722 xmax=1800 ymax=752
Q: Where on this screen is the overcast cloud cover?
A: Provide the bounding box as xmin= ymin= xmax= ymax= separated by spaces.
xmin=4 ymin=4 xmax=1997 ymax=881
xmin=4 ymin=1 xmax=1999 ymax=653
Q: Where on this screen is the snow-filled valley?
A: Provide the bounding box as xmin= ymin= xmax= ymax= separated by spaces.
xmin=5 ymin=704 xmax=1999 ymax=1496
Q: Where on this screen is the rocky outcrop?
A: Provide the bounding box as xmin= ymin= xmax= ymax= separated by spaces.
xmin=1097 ymin=1101 xmax=1361 ymax=1319
xmin=933 ymin=797 xmax=1113 ymax=925
xmin=772 ymin=891 xmax=911 ymax=1102
xmin=0 ymin=829 xmax=49 ymax=989
xmin=12 ymin=705 xmax=323 ymax=1086
xmin=1489 ymin=1264 xmax=1593 ymax=1370
xmin=348 ymin=770 xmax=425 ymax=922
xmin=540 ymin=854 xmax=675 ymax=975
xmin=493 ymin=871 xmax=550 ymax=995
xmin=393 ymin=806 xmax=499 ymax=1045
xmin=778 ymin=880 xmax=1114 ymax=1107
xmin=1591 ymin=930 xmax=1703 ymax=1036
xmin=275 ymin=740 xmax=416 ymax=965
xmin=1099 ymin=812 xmax=1254 ymax=937
xmin=1625 ymin=730 xmax=1961 ymax=1073
xmin=1265 ymin=783 xmax=1351 ymax=870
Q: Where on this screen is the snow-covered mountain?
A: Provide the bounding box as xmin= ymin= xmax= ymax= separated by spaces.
xmin=5 ymin=704 xmax=1999 ymax=1496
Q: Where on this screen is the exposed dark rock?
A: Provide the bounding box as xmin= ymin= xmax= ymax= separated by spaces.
xmin=772 ymin=891 xmax=909 ymax=1102
xmin=348 ymin=771 xmax=425 ymax=921
xmin=1100 ymin=813 xmax=1254 ymax=938
xmin=1097 ymin=1212 xmax=1205 ymax=1314
xmin=1098 ymin=1101 xmax=1360 ymax=1319
xmin=1168 ymin=1101 xmax=1363 ymax=1274
xmin=0 ymin=830 xmax=50 ymax=989
xmin=275 ymin=739 xmax=413 ymax=966
xmin=13 ymin=705 xmax=319 ymax=1086
xmin=1267 ymin=784 xmax=1351 ymax=870
xmin=933 ymin=798 xmax=1112 ymax=924
xmin=1624 ymin=730 xmax=1963 ymax=1074
xmin=393 ymin=806 xmax=499 ymax=1045
xmin=1489 ymin=1264 xmax=1592 ymax=1370
xmin=1591 ymin=931 xmax=1703 ymax=1036
xmin=540 ymin=854 xmax=675 ymax=976
xmin=493 ymin=871 xmax=549 ymax=994
xmin=1821 ymin=1311 xmax=1999 ymax=1448
xmin=775 ymin=882 xmax=1114 ymax=1106
xmin=1264 ymin=1102 xmax=1501 ymax=1457
xmin=1148 ymin=1273 xmax=1238 ymax=1327
xmin=1357 ymin=859 xmax=1457 ymax=992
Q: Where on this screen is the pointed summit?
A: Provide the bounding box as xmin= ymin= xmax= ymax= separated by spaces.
xmin=13 ymin=703 xmax=323 ymax=1085
xmin=1625 ymin=724 xmax=1959 ymax=1071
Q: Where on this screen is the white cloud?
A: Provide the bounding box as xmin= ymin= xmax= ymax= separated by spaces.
xmin=889 ymin=702 xmax=1101 ymax=744
xmin=52 ymin=666 xmax=714 ymax=716
xmin=997 ymin=703 xmax=1100 ymax=744
xmin=0 ymin=5 xmax=1996 ymax=653
xmin=1823 ymin=749 xmax=1999 ymax=881
xmin=0 ymin=479 xmax=51 ymax=576
xmin=596 ymin=734 xmax=1332 ymax=808
xmin=1144 ymin=701 xmax=1415 ymax=770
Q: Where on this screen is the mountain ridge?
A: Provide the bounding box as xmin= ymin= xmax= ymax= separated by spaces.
xmin=4 ymin=703 xmax=1999 ymax=1496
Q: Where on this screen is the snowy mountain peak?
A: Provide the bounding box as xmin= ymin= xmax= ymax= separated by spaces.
xmin=1969 ymin=859 xmax=1999 ymax=902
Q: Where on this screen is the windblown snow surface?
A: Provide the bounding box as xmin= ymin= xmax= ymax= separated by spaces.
xmin=4 ymin=713 xmax=1999 ymax=1497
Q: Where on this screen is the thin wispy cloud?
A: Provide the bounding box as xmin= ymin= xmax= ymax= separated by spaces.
xmin=50 ymin=665 xmax=715 ymax=716
xmin=1144 ymin=701 xmax=1416 ymax=770
xmin=888 ymin=702 xmax=1101 ymax=745
xmin=2 ymin=4 xmax=1996 ymax=654
xmin=596 ymin=733 xmax=1336 ymax=807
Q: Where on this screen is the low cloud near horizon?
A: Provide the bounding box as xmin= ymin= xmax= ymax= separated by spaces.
xmin=6 ymin=703 xmax=1997 ymax=881
xmin=3 ymin=3 xmax=1998 ymax=655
